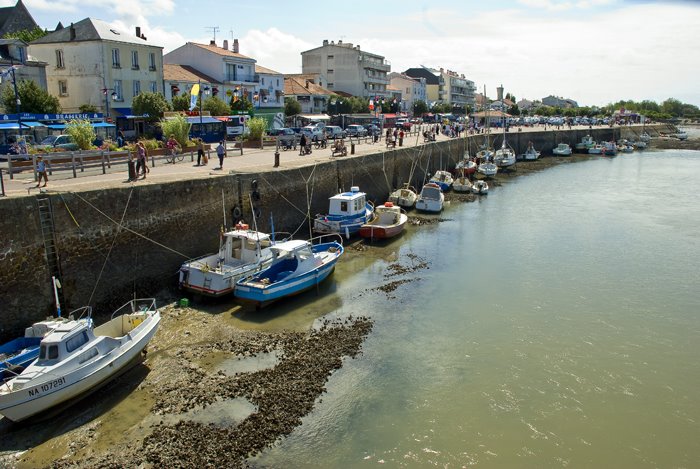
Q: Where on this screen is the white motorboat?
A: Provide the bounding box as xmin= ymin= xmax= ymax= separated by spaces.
xmin=575 ymin=135 xmax=595 ymax=151
xmin=640 ymin=131 xmax=651 ymax=142
xmin=179 ymin=222 xmax=274 ymax=297
xmin=552 ymin=143 xmax=572 ymax=156
xmin=675 ymin=130 xmax=688 ymax=140
xmin=0 ymin=299 xmax=161 ymax=422
xmin=477 ymin=161 xmax=498 ymax=177
xmin=452 ymin=174 xmax=473 ymax=193
xmin=520 ymin=141 xmax=540 ymax=161
xmin=633 ymin=140 xmax=647 ymax=149
xmin=588 ymin=144 xmax=604 ymax=155
xmin=471 ymin=180 xmax=489 ymax=195
xmin=415 ymin=182 xmax=444 ymax=213
xmin=313 ymin=186 xmax=374 ymax=238
xmin=388 ymin=183 xmax=418 ymax=209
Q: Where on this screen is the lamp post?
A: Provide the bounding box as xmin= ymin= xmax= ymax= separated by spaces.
xmin=101 ymin=88 xmax=118 ymax=121
xmin=198 ymin=80 xmax=210 ymax=138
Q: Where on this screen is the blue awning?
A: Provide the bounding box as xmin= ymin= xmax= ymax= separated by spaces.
xmin=113 ymin=107 xmax=132 ymax=116
xmin=47 ymin=124 xmax=67 ymax=129
xmin=92 ymin=122 xmax=116 ymax=128
xmin=21 ymin=121 xmax=46 ymax=128
xmin=0 ymin=123 xmax=20 ymax=129
xmin=186 ymin=116 xmax=223 ymax=124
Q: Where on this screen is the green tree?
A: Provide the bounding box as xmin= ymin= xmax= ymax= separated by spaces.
xmin=247 ymin=116 xmax=267 ymax=142
xmin=230 ymin=96 xmax=253 ymax=114
xmin=508 ymin=104 xmax=520 ymax=116
xmin=431 ymin=102 xmax=451 ymax=114
xmin=160 ymin=115 xmax=191 ymax=148
xmin=202 ymin=95 xmax=231 ymax=116
xmin=132 ymin=92 xmax=171 ymax=121
xmin=1 ymin=79 xmax=60 ymax=114
xmin=284 ymin=98 xmax=302 ymax=117
xmin=413 ymin=100 xmax=428 ymax=116
xmin=79 ymin=103 xmax=99 ymax=114
xmin=3 ymin=26 xmax=47 ymax=43
xmin=171 ymin=94 xmax=189 ymax=112
xmin=348 ymin=96 xmax=368 ymax=113
xmin=65 ymin=119 xmax=96 ymax=150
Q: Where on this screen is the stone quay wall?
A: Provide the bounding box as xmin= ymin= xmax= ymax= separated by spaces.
xmin=0 ymin=125 xmax=665 ymax=339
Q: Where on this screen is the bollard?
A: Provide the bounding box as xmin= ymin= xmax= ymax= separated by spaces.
xmin=399 ymin=137 xmax=403 ymax=147
xmin=351 ymin=143 xmax=355 ymax=155
xmin=274 ymin=150 xmax=280 ymax=167
xmin=0 ymin=168 xmax=5 ymax=197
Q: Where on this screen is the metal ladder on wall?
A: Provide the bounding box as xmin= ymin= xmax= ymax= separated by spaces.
xmin=37 ymin=195 xmax=65 ymax=308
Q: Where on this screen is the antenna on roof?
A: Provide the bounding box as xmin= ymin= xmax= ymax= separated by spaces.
xmin=205 ymin=26 xmax=220 ymax=42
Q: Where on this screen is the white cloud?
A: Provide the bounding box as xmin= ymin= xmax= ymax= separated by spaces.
xmin=238 ymin=28 xmax=314 ymax=73
xmin=517 ymin=0 xmax=616 ymax=10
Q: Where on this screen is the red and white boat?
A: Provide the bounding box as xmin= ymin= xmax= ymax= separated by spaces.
xmin=359 ymin=202 xmax=408 ymax=240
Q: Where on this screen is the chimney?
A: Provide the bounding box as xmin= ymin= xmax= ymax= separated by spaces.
xmin=210 ymin=39 xmax=216 ymax=46
xmin=135 ymin=26 xmax=141 ymax=38
xmin=69 ymin=23 xmax=76 ymax=41
xmin=223 ymin=39 xmax=228 ymax=50
xmin=323 ymin=39 xmax=328 ymax=46
xmin=233 ymin=39 xmax=239 ymax=53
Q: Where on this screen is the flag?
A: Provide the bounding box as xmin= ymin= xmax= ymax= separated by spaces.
xmin=369 ymin=99 xmax=374 ymax=111
xmin=189 ymin=83 xmax=200 ymax=111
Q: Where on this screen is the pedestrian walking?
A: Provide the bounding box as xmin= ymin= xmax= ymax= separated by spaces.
xmin=299 ymin=134 xmax=307 ymax=155
xmin=35 ymin=155 xmax=48 ymax=188
xmin=216 ymin=140 xmax=226 ymax=169
xmin=136 ymin=141 xmax=148 ymax=178
xmin=197 ymin=138 xmax=206 ymax=166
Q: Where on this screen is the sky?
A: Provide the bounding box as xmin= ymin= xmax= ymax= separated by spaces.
xmin=6 ymin=0 xmax=700 ymax=107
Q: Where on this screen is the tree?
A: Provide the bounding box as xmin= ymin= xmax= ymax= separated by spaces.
xmin=132 ymin=92 xmax=171 ymax=121
xmin=1 ymin=79 xmax=60 ymax=114
xmin=3 ymin=27 xmax=47 ymax=43
xmin=160 ymin=115 xmax=191 ymax=147
xmin=202 ymin=95 xmax=231 ymax=117
xmin=79 ymin=103 xmax=99 ymax=114
xmin=284 ymin=98 xmax=301 ymax=117
xmin=508 ymin=104 xmax=520 ymax=116
xmin=171 ymin=94 xmax=189 ymax=112
xmin=65 ymin=119 xmax=96 ymax=150
xmin=413 ymin=100 xmax=428 ymax=116
xmin=246 ymin=117 xmax=267 ymax=142
xmin=230 ymin=96 xmax=253 ymax=114
xmin=430 ymin=102 xmax=451 ymax=114
xmin=348 ymin=96 xmax=367 ymax=113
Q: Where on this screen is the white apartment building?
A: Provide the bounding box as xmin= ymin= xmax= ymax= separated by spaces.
xmin=388 ymin=72 xmax=426 ymax=114
xmin=440 ymin=68 xmax=476 ymax=109
xmin=301 ymin=39 xmax=390 ymax=99
xmin=28 ymin=19 xmax=163 ymax=118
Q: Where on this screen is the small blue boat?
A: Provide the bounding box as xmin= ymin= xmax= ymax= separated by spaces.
xmin=429 ymin=170 xmax=454 ymax=192
xmin=313 ymin=186 xmax=374 ymax=238
xmin=235 ymin=239 xmax=344 ymax=307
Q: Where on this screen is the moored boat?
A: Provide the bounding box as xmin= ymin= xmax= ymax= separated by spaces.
xmin=0 ymin=299 xmax=161 ymax=422
xmin=387 ymin=183 xmax=418 ymax=209
xmin=588 ymin=143 xmax=604 ymax=155
xmin=178 ymin=222 xmax=274 ymax=297
xmin=603 ymin=141 xmax=618 ymax=156
xmin=415 ymin=182 xmax=444 ymax=213
xmin=235 ymin=238 xmax=343 ymax=306
xmin=472 ymin=180 xmax=489 ymax=195
xmin=455 ymin=158 xmax=477 ymax=175
xmin=359 ymin=202 xmax=407 ymax=240
xmin=520 ymin=141 xmax=540 ymax=161
xmin=429 ymin=170 xmax=453 ymax=192
xmin=313 ymin=186 xmax=374 ymax=238
xmin=575 ymin=135 xmax=595 ymax=151
xmin=494 ymin=141 xmax=516 ymax=168
xmin=477 ymin=160 xmax=498 ymax=177
xmin=552 ymin=143 xmax=573 ymax=156
xmin=452 ymin=174 xmax=473 ymax=193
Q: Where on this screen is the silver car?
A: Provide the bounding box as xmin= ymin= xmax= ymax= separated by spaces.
xmin=345 ymin=124 xmax=367 ymax=137
xmin=325 ymin=126 xmax=346 ymax=139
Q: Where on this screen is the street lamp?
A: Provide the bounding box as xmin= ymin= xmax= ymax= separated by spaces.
xmin=102 ymin=88 xmax=118 ymax=120
xmin=198 ymin=80 xmax=210 ymax=138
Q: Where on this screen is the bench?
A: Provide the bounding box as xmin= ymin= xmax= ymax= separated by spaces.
xmin=331 ymin=141 xmax=348 ymax=157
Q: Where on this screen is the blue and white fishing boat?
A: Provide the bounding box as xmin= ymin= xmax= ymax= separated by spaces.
xmin=235 ymin=239 xmax=344 ymax=307
xmin=313 ymin=186 xmax=374 ymax=238
xmin=429 ymin=170 xmax=453 ymax=192
xmin=1 ymin=319 xmax=70 ymax=379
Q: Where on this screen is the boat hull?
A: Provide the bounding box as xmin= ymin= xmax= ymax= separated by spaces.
xmin=0 ymin=313 xmax=161 ymax=422
xmin=359 ymin=214 xmax=407 ymax=240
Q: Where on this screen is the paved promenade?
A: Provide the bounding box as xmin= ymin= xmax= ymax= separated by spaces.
xmin=0 ymin=124 xmax=641 ymax=198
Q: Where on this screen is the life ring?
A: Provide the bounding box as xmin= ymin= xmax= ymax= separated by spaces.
xmin=251 ymin=190 xmax=261 ymax=202
xmin=232 ymin=206 xmax=242 ymax=219
xmin=251 ymin=179 xmax=259 ymax=191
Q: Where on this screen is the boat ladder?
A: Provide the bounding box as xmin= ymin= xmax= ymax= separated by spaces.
xmin=202 ymin=277 xmax=212 ymax=290
xmin=37 ymin=195 xmax=65 ymax=306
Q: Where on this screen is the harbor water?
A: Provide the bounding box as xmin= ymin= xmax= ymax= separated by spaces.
xmin=254 ymin=149 xmax=700 ymax=468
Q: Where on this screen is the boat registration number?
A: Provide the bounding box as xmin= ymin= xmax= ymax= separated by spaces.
xmin=28 ymin=377 xmax=66 ymax=397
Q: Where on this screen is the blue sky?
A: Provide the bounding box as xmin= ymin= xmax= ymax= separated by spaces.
xmin=7 ymin=0 xmax=700 ymax=106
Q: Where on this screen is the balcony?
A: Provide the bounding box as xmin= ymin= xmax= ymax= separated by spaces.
xmin=360 ymin=57 xmax=390 ymax=72
xmin=224 ymin=74 xmax=258 ymax=85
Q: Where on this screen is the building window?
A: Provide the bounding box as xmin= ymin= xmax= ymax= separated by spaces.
xmin=18 ymin=46 xmax=25 ymax=64
xmin=327 ymin=83 xmax=333 ymax=88
xmin=131 ymin=50 xmax=139 ymax=69
xmin=327 ymin=55 xmax=334 ymax=59
xmin=327 ymin=69 xmax=334 ymax=74
xmin=226 ymin=63 xmax=236 ymax=81
xmin=56 ymin=49 xmax=64 ymax=68
xmin=261 ymin=77 xmax=265 ymax=86
xmin=112 ymin=48 xmax=121 ymax=68
xmin=58 ymin=80 xmax=68 ymax=96
xmin=114 ymin=80 xmax=123 ymax=101
xmin=150 ymin=81 xmax=157 ymax=93
xmin=149 ymin=52 xmax=156 ymax=71
xmin=133 ymin=80 xmax=141 ymax=97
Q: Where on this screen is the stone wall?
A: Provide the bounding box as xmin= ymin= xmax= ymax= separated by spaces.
xmin=0 ymin=125 xmax=668 ymax=339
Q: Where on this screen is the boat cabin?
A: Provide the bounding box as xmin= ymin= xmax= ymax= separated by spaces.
xmin=222 ymin=224 xmax=272 ymax=265
xmin=36 ymin=321 xmax=92 ymax=365
xmin=328 ymin=186 xmax=367 ymax=217
xmin=421 ymin=183 xmax=442 ymax=200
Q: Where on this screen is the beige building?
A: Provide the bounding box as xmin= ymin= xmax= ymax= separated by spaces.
xmin=301 ymin=39 xmax=390 ymax=99
xmin=28 ymin=18 xmax=163 ymax=118
xmin=388 ymin=72 xmax=426 ymax=114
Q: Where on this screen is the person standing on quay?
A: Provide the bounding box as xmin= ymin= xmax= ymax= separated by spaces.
xmin=35 ymin=155 xmax=48 ymax=187
xmin=216 ymin=140 xmax=226 ymax=169
xmin=136 ymin=141 xmax=148 ymax=179
xmin=197 ymin=138 xmax=206 ymax=166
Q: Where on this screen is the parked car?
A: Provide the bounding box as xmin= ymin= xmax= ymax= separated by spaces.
xmin=345 ymin=124 xmax=367 ymax=138
xmin=36 ymin=134 xmax=79 ymax=151
xmin=300 ymin=126 xmax=324 ymax=142
xmin=364 ymin=124 xmax=381 ymax=136
xmin=395 ymin=118 xmax=412 ymax=130
xmin=269 ymin=128 xmax=297 ymax=146
xmin=324 ymin=125 xmax=346 ymax=139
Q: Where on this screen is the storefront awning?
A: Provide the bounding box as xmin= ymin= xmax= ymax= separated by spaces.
xmin=21 ymin=121 xmax=46 ymax=128
xmin=0 ymin=123 xmax=20 ymax=130
xmin=47 ymin=124 xmax=66 ymax=129
xmin=92 ymin=122 xmax=116 ymax=128
xmin=185 ymin=116 xmax=223 ymax=124
xmin=298 ymin=114 xmax=331 ymax=120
